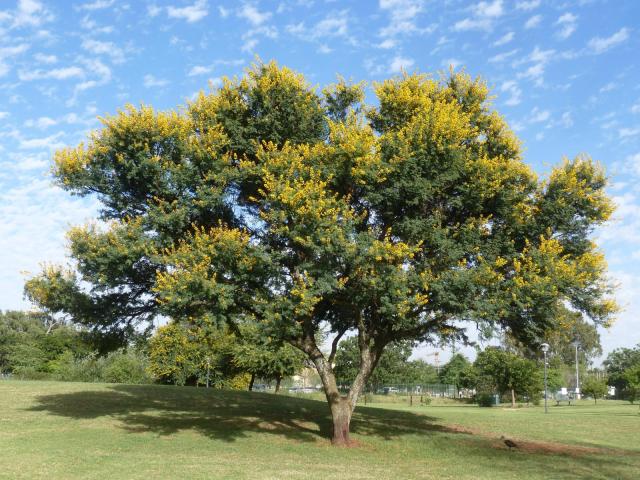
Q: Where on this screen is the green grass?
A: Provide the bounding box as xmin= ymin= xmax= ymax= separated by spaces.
xmin=1 ymin=381 xmax=638 ymax=479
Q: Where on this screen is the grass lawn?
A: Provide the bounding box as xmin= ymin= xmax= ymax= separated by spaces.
xmin=1 ymin=380 xmax=638 ymax=479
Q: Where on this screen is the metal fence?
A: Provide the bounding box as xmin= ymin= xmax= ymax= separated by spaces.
xmin=337 ymin=383 xmax=459 ymax=398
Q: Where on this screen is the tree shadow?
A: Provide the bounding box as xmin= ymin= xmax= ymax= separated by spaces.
xmin=27 ymin=384 xmax=461 ymax=444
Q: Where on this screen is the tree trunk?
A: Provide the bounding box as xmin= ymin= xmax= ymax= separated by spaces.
xmin=511 ymin=389 xmax=516 ymax=408
xmin=248 ymin=373 xmax=255 ymax=391
xmin=275 ymin=375 xmax=282 ymax=393
xmin=294 ymin=331 xmax=382 ymax=446
xmin=329 ymin=398 xmax=352 ymax=446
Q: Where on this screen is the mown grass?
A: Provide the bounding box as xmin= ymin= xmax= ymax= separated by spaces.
xmin=1 ymin=380 xmax=638 ymax=480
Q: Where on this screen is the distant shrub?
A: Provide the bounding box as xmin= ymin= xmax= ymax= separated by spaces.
xmin=51 ymin=349 xmax=152 ymax=384
xmin=476 ymin=393 xmax=495 ymax=407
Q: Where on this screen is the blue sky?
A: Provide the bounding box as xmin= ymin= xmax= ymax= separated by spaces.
xmin=0 ymin=0 xmax=639 ymax=362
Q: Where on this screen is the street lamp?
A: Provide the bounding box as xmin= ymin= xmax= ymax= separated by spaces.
xmin=573 ymin=340 xmax=580 ymax=400
xmin=541 ymin=343 xmax=549 ymax=414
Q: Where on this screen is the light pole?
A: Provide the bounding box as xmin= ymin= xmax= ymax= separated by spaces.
xmin=541 ymin=343 xmax=549 ymax=414
xmin=573 ymin=340 xmax=580 ymax=400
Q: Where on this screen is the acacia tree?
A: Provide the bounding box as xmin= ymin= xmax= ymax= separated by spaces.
xmin=26 ymin=62 xmax=615 ymax=445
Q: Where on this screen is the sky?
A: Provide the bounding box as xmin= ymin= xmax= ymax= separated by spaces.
xmin=0 ymin=0 xmax=639 ymax=364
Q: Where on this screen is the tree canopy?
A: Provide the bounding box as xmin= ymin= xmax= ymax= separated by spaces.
xmin=25 ymin=62 xmax=616 ymax=445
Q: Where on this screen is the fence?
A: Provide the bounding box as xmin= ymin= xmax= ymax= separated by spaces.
xmin=337 ymin=383 xmax=459 ymax=398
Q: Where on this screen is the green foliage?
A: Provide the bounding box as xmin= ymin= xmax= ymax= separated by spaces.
xmin=476 ymin=393 xmax=496 ymax=407
xmin=334 ymin=337 xmax=436 ymax=387
xmin=581 ymin=376 xmax=608 ymax=403
xmin=622 ymin=365 xmax=640 ymax=403
xmin=604 ymin=344 xmax=640 ymax=397
xmin=49 ymin=350 xmax=152 ymax=384
xmin=0 ymin=310 xmax=91 ymax=376
xmin=231 ymin=324 xmax=306 ymax=389
xmin=147 ymin=322 xmax=237 ymax=386
xmin=472 ymin=347 xmax=543 ymax=404
xmin=439 ymin=354 xmax=473 ymax=387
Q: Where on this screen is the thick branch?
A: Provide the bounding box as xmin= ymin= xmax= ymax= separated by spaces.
xmin=328 ymin=327 xmax=348 ymax=366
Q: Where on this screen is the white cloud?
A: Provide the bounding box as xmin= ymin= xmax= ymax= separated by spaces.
xmin=286 ymin=13 xmax=349 ymax=43
xmin=631 ymin=103 xmax=640 ymax=114
xmin=516 ymin=0 xmax=540 ymax=10
xmin=627 ymin=152 xmax=640 ymax=175
xmin=588 ymin=28 xmax=629 ymax=54
xmin=501 ymin=80 xmax=522 ymax=106
xmin=489 ymin=48 xmax=518 ymax=63
xmin=167 ymin=0 xmax=208 ymax=23
xmin=81 ymin=39 xmax=125 ymax=64
xmin=556 ymin=12 xmax=577 ymax=40
xmin=493 ymin=31 xmax=513 ymax=46
xmin=453 ymin=0 xmax=504 ymax=32
xmin=24 ymin=116 xmax=57 ymax=129
xmin=524 ymin=14 xmax=541 ymax=29
xmin=238 ymin=3 xmax=272 ymax=26
xmin=389 ymin=55 xmax=414 ymax=73
xmin=19 ymin=66 xmax=84 ymax=81
xmin=147 ymin=4 xmax=162 ymax=17
xmin=0 ymin=43 xmax=30 ymax=58
xmin=599 ymin=82 xmax=617 ymax=93
xmin=11 ymin=0 xmax=54 ymax=28
xmin=529 ymin=107 xmax=550 ymax=123
xmin=188 ymin=65 xmax=213 ymax=76
xmin=77 ymin=0 xmax=115 ymax=10
xmin=34 ymin=52 xmax=57 ymax=64
xmin=379 ymin=0 xmax=427 ymax=38
xmin=218 ymin=6 xmax=230 ymax=18
xmin=143 ymin=74 xmax=169 ymax=88
xmin=18 ymin=132 xmax=65 ymax=150
xmin=0 ymin=112 xmax=9 ymax=120
xmin=619 ymin=127 xmax=640 ymax=139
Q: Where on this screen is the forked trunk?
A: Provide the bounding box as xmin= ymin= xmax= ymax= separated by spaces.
xmin=330 ymin=399 xmax=352 ymax=446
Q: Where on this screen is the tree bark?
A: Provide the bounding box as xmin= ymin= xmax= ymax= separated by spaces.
xmin=248 ymin=373 xmax=255 ymax=391
xmin=511 ymin=389 xmax=516 ymax=408
xmin=330 ymin=398 xmax=352 ymax=446
xmin=275 ymin=375 xmax=282 ymax=393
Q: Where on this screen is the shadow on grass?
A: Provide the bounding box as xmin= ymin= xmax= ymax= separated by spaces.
xmin=27 ymin=384 xmax=462 ymax=444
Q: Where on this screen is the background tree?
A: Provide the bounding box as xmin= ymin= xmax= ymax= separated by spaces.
xmin=26 ymin=62 xmax=616 ymax=445
xmin=622 ymin=365 xmax=640 ymax=404
xmin=333 ymin=337 xmax=437 ymax=389
xmin=231 ymin=325 xmax=306 ymax=392
xmin=147 ymin=322 xmax=239 ymax=387
xmin=473 ymin=347 xmax=543 ymax=407
xmin=603 ymin=345 xmax=640 ymax=398
xmin=581 ymin=376 xmax=608 ymax=404
xmin=439 ymin=353 xmax=472 ymax=387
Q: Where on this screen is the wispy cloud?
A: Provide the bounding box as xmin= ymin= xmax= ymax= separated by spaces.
xmin=556 ymin=12 xmax=577 ymax=40
xmin=237 ymin=3 xmax=272 ymax=26
xmin=143 ymin=74 xmax=169 ymax=88
xmin=524 ymin=14 xmax=541 ymax=29
xmin=81 ymin=39 xmax=126 ymax=64
xmin=453 ymin=0 xmax=504 ymax=32
xmin=493 ymin=31 xmax=514 ymax=46
xmin=587 ymin=27 xmax=629 ymax=54
xmin=18 ymin=66 xmax=84 ymax=81
xmin=167 ymin=0 xmax=208 ymax=23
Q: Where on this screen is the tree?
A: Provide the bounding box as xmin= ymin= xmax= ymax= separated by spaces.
xmin=232 ymin=324 xmax=306 ymax=392
xmin=26 ymin=62 xmax=616 ymax=445
xmin=581 ymin=376 xmax=608 ymax=404
xmin=148 ymin=322 xmax=238 ymax=386
xmin=439 ymin=353 xmax=472 ymax=387
xmin=334 ymin=337 xmax=436 ymax=388
xmin=603 ymin=345 xmax=640 ymax=398
xmin=474 ymin=347 xmax=543 ymax=407
xmin=622 ymin=365 xmax=640 ymax=404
